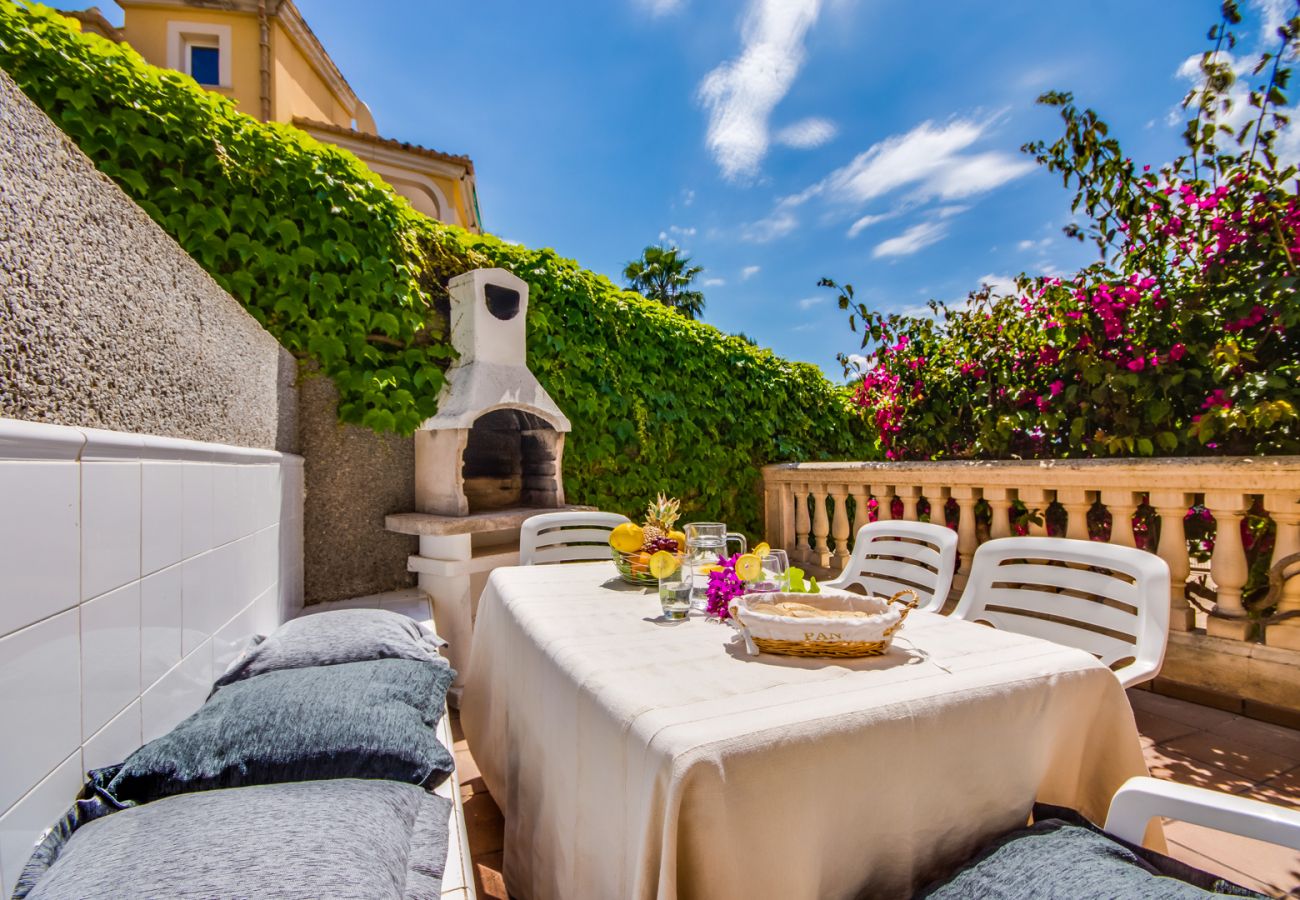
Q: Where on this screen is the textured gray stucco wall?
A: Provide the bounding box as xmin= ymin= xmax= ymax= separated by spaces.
xmin=0 ymin=71 xmax=297 ymax=451
xmin=299 ymin=371 xmax=416 ymax=604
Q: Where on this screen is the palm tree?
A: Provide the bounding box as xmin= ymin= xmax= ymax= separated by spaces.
xmin=623 ymin=245 xmax=706 ymax=319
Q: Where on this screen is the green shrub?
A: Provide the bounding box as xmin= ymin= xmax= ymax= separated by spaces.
xmin=0 ymin=2 xmax=870 ymax=533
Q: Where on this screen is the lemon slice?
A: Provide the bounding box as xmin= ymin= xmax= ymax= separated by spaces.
xmin=734 ymin=553 xmax=762 ymax=581
xmin=648 ymin=550 xmax=680 ymax=579
xmin=753 ymin=542 xmax=771 ymax=558
xmin=699 ymin=564 xmax=724 ymax=575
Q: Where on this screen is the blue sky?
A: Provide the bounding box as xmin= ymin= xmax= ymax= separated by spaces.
xmin=67 ymin=0 xmax=1290 ymax=380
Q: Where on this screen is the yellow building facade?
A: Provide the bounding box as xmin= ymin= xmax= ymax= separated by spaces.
xmin=70 ymin=0 xmax=480 ymax=231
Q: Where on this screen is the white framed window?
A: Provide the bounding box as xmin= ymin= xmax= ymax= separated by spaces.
xmin=166 ymin=21 xmax=232 ymax=88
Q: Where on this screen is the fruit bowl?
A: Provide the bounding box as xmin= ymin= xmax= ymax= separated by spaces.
xmin=611 ymin=548 xmax=661 ymax=586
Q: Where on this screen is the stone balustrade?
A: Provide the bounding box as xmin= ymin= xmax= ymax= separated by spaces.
xmin=762 ymin=457 xmax=1300 ymax=652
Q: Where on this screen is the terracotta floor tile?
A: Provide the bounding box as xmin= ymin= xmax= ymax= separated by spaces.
xmin=1207 ymin=715 xmax=1300 ymax=762
xmin=1144 ymin=744 xmax=1257 ymax=795
xmin=1134 ymin=709 xmax=1205 ymax=745
xmin=1128 ymin=688 xmax=1241 ymax=729
xmin=463 ymin=790 xmax=506 ymax=856
xmin=474 ymin=851 xmax=509 ymax=900
xmin=1162 ymin=731 xmax=1297 ymax=783
xmin=1249 ymin=767 xmax=1300 ymax=811
xmin=1163 ymin=818 xmax=1300 ymax=897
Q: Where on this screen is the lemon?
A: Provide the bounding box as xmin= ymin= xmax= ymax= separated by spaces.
xmin=753 ymin=542 xmax=771 ymax=558
xmin=610 ymin=522 xmax=645 ymax=554
xmin=734 ymin=553 xmax=762 ymax=581
xmin=648 ymin=550 xmax=680 ymax=579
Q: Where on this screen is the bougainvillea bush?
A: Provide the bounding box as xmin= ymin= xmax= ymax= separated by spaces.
xmin=829 ymin=1 xmax=1299 ymax=462
xmin=0 ymin=2 xmax=871 ymax=536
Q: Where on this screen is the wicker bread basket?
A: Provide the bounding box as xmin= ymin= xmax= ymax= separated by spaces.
xmin=728 ymin=588 xmax=919 ymax=658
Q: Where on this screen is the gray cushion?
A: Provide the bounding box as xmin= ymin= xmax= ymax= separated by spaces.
xmin=214 ymin=608 xmax=447 ymax=689
xmin=917 ymin=806 xmax=1267 ymax=899
xmin=18 ymin=779 xmax=452 ymax=900
xmin=91 ymin=658 xmax=456 ymax=808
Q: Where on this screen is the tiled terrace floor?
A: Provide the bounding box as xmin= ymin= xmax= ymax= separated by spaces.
xmin=451 ymin=689 xmax=1300 ymax=899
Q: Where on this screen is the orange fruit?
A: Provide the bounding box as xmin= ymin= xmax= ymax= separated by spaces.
xmin=631 ymin=552 xmax=651 ymax=574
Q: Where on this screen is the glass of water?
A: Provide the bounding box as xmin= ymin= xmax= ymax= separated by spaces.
xmin=658 ymin=556 xmax=693 ymax=621
xmin=749 ymin=549 xmax=790 ymax=593
xmin=685 ymin=522 xmax=746 ymax=610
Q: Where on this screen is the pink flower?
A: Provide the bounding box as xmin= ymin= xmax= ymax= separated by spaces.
xmin=1168 ymin=343 xmax=1186 ymax=361
xmin=1126 ymin=357 xmax=1146 ymax=372
xmin=1049 ymin=380 xmax=1064 ymax=397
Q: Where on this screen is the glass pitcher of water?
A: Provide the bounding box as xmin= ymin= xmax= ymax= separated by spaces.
xmin=685 ymin=522 xmax=746 ymax=610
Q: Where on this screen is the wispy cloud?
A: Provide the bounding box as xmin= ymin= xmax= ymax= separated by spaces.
xmin=1017 ymin=237 xmax=1050 ymax=252
xmin=798 ymin=295 xmax=826 ymax=310
xmin=703 ymin=276 xmax=727 ymax=287
xmin=744 ymin=114 xmax=1033 ymax=246
xmin=638 ymin=0 xmax=685 ymax=17
xmin=873 ymin=221 xmax=948 ymax=259
xmin=1172 ymin=50 xmax=1300 ymax=164
xmin=682 ymin=188 xmax=696 ymax=207
xmin=822 ymin=117 xmax=1035 ymax=206
xmin=697 ymin=0 xmax=823 ymax=181
xmin=1251 ymin=0 xmax=1291 ymax=46
xmin=775 ymin=117 xmax=838 ymax=149
xmin=740 ymin=264 xmax=762 ymax=280
xmin=977 ymin=273 xmax=1018 ymax=295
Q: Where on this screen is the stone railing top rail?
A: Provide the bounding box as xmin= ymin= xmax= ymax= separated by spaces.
xmin=762 ymin=457 xmax=1300 ymax=494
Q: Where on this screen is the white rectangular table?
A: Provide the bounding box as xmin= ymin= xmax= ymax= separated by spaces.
xmin=461 ymin=562 xmax=1152 ymax=900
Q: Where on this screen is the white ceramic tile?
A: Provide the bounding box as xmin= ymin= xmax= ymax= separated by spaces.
xmin=211 ymin=464 xmax=241 ymax=548
xmin=141 ymin=640 xmax=212 ymax=743
xmin=181 ymin=462 xmax=213 ymax=558
xmin=0 ymin=461 xmax=80 ymax=638
xmin=141 ymin=461 xmax=184 ymax=575
xmin=80 ymin=582 xmax=141 ymax=739
xmin=205 ymin=540 xmax=243 ymax=634
xmin=140 ymin=564 xmax=183 ymax=689
xmin=180 ymin=551 xmax=217 ymax=656
xmin=80 ymin=461 xmax=141 ymax=602
xmin=252 ymin=584 xmax=280 ymax=637
xmin=0 ymin=610 xmax=80 ymax=813
xmin=212 ymin=601 xmax=259 ymax=677
xmin=0 ymin=751 xmax=82 ymax=900
xmin=83 ymin=699 xmax=141 ymax=772
xmin=0 ymin=419 xmax=83 ymax=461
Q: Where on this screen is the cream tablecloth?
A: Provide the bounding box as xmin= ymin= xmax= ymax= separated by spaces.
xmin=460 ymin=562 xmax=1153 ymax=900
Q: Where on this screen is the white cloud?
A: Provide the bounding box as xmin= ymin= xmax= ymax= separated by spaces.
xmin=775 ymin=117 xmax=839 ymax=149
xmin=820 ymin=117 xmax=1034 ymax=205
xmin=1251 ymin=0 xmax=1291 ymax=46
xmin=745 ymin=114 xmax=1033 ymax=244
xmin=639 ymin=0 xmax=684 ymax=16
xmin=697 ymin=0 xmax=823 ymax=181
xmin=682 ymin=188 xmax=696 ymax=207
xmin=793 ymin=322 xmax=817 ymax=331
xmin=658 ymin=224 xmax=697 ymax=245
xmin=1173 ymin=50 xmax=1300 ymax=165
xmin=846 ymin=211 xmax=895 ymax=238
xmin=845 ymin=353 xmax=872 ymax=373
xmin=798 ymin=295 xmax=826 ymax=310
xmin=977 ymin=273 xmax=1018 ymax=295
xmin=740 ymin=265 xmax=762 ymax=280
xmin=872 ymin=221 xmax=948 ymax=259
xmin=702 ymin=277 xmax=727 ymax=286
xmin=1017 ymin=237 xmax=1050 ymax=251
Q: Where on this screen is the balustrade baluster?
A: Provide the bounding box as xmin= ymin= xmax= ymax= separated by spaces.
xmin=1150 ymin=490 xmax=1195 ymax=632
xmin=1203 ymin=491 xmax=1252 ymax=641
xmin=950 ymin=486 xmax=979 ymax=597
xmin=1019 ymin=487 xmax=1050 ymax=536
xmin=1058 ymin=488 xmax=1093 ymax=542
xmin=872 ymin=484 xmax=897 ymax=521
xmin=897 ymin=485 xmax=920 ymax=521
xmin=850 ymin=484 xmax=871 ymax=545
xmin=811 ymin=487 xmax=832 ymax=569
xmin=1101 ymin=489 xmax=1139 ymax=547
xmin=1264 ymin=491 xmax=1300 ymax=650
xmin=829 ymin=485 xmax=851 ymax=570
xmin=793 ymin=483 xmax=812 ymax=564
xmin=985 ymin=487 xmax=1013 ymax=539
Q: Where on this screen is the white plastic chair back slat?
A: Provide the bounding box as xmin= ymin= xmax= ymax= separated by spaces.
xmin=519 ymin=511 xmax=631 ymax=566
xmin=953 ymin=537 xmax=1170 ymax=688
xmin=823 ymin=521 xmax=958 ymax=613
xmin=979 ymin=586 xmax=1140 ymax=636
xmin=990 ymin=562 xmax=1140 ymax=605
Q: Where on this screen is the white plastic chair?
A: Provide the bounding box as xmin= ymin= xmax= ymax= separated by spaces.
xmin=822 ymin=520 xmax=959 ymax=613
xmin=951 ymin=537 xmax=1170 ymax=688
xmin=1106 ymin=776 xmax=1300 ymax=851
xmin=518 ymin=511 xmax=631 ymax=566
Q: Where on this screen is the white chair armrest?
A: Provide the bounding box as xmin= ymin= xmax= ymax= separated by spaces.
xmin=1105 ymin=776 xmax=1300 ymax=851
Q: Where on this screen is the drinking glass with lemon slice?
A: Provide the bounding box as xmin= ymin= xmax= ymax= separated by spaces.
xmin=650 ymin=550 xmax=692 ymax=620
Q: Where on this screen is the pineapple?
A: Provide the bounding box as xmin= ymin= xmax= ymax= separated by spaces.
xmin=641 ymin=493 xmax=681 ymax=545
